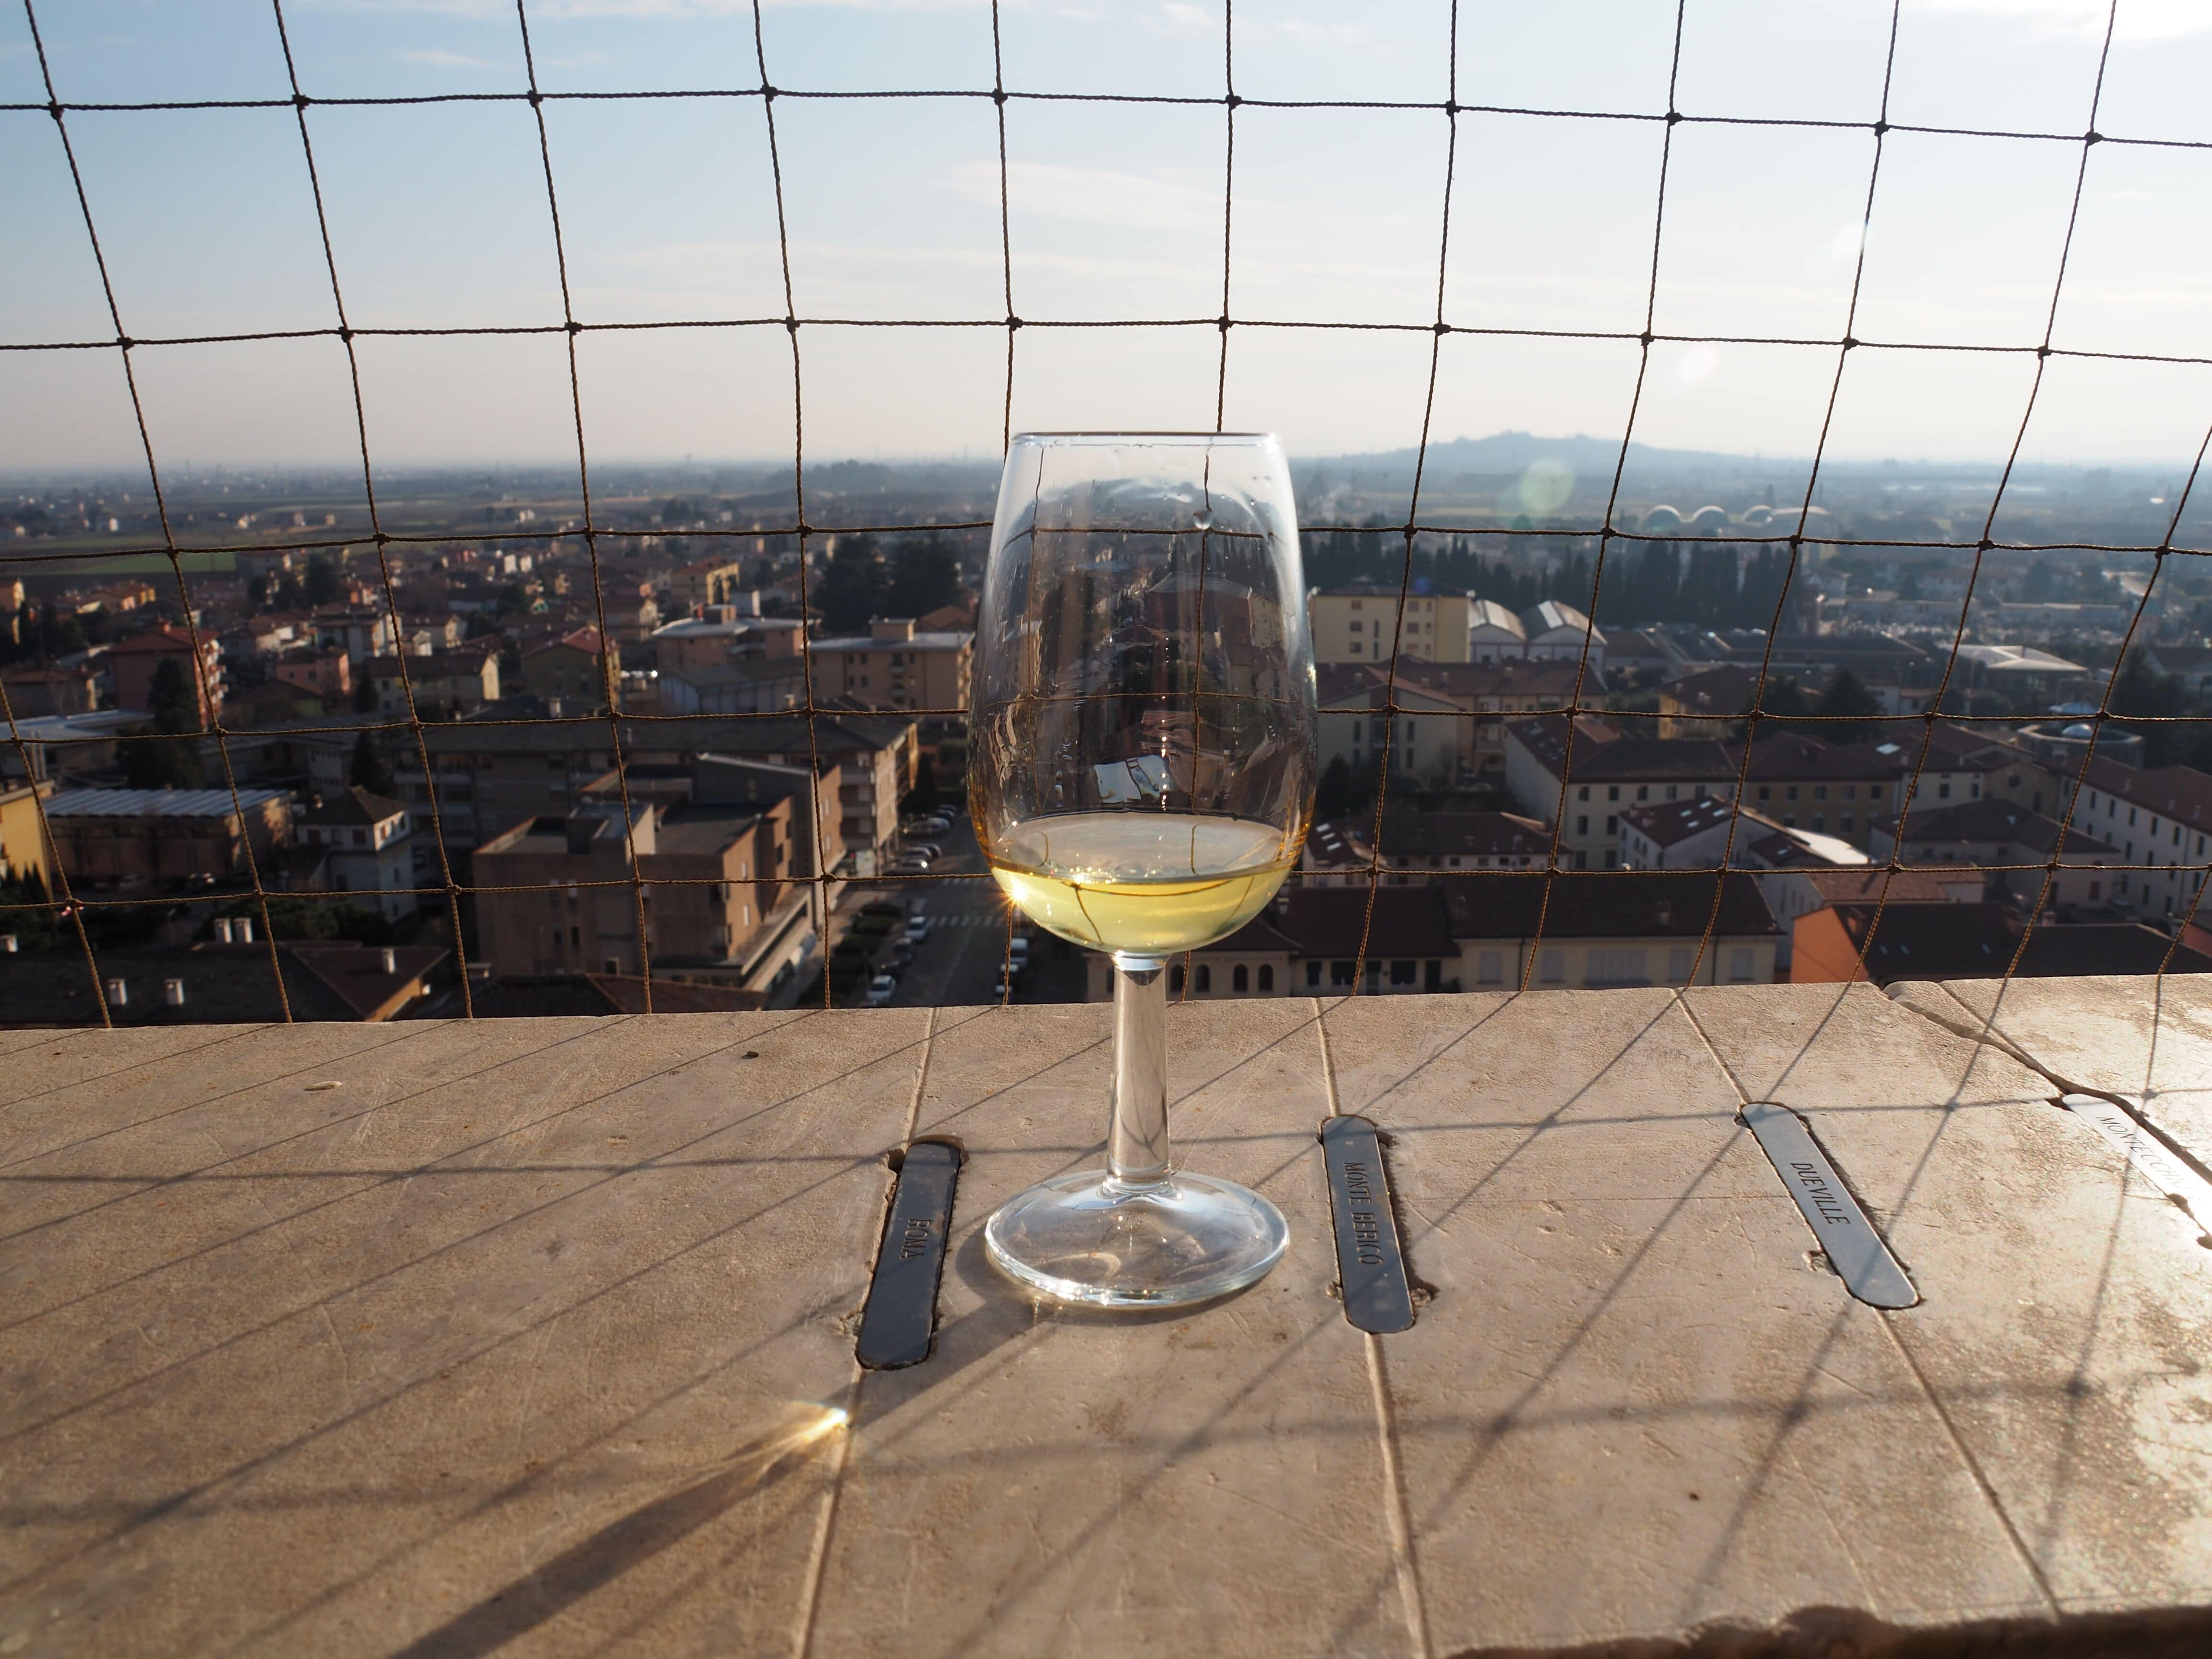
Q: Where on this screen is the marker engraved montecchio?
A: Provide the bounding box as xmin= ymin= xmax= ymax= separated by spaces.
xmin=1343 ymin=1159 xmax=1385 ymax=1266
xmin=2061 ymin=1094 xmax=2212 ymax=1229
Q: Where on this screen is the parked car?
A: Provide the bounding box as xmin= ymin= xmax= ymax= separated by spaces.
xmin=921 ymin=815 xmax=953 ymax=835
xmin=903 ymin=841 xmax=943 ymax=860
xmin=904 ymin=915 xmax=930 ymax=943
xmin=890 ymin=940 xmax=915 ymax=968
xmin=864 ymin=974 xmax=898 ymax=1008
xmin=1007 ymin=936 xmax=1030 ymax=969
xmin=890 ymin=856 xmax=931 ymax=875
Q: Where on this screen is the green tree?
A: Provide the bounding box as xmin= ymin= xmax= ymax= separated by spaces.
xmin=1732 ymin=673 xmax=1811 ymax=742
xmin=814 ymin=536 xmax=885 ymax=633
xmin=352 ymin=669 xmax=379 ymax=714
xmin=903 ymin=753 xmax=941 ymax=816
xmin=349 ymin=730 xmax=396 ymax=796
xmin=1315 ymin=755 xmax=1361 ymax=823
xmin=1811 ymin=667 xmax=1885 ymax=745
xmin=302 ymin=554 xmax=343 ymax=608
xmin=2111 ymin=647 xmax=2188 ymax=766
xmin=121 ymin=656 xmax=204 ymax=789
xmin=883 ymin=534 xmax=964 ymax=619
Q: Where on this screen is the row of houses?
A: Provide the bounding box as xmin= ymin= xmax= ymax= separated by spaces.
xmin=1309 ymin=589 xmax=1607 ymax=672
xmin=1081 ymin=875 xmax=1785 ymax=1003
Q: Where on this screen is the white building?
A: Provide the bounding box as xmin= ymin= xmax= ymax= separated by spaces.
xmin=1517 ymin=601 xmax=1606 ymax=673
xmin=295 ymin=785 xmax=416 ymax=921
xmin=1466 ymin=600 xmax=1527 ymax=663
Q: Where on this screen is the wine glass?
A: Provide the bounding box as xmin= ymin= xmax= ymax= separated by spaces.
xmin=970 ymin=433 xmax=1318 ymax=1307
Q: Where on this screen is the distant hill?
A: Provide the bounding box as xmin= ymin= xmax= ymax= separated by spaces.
xmin=1306 ymin=431 xmax=1790 ymax=479
xmin=1298 ymin=432 xmax=2175 ymax=485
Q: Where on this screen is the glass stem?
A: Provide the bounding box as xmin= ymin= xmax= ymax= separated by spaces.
xmin=1108 ymin=952 xmax=1172 ymax=1188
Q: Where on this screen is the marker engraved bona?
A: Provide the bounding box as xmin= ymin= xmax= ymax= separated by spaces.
xmin=1321 ymin=1117 xmax=1414 ymax=1334
xmin=856 ymin=1141 xmax=961 ymax=1370
xmin=1741 ymin=1102 xmax=1917 ymax=1310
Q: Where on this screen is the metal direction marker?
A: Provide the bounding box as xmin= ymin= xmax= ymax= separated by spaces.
xmin=1321 ymin=1115 xmax=1415 ymax=1334
xmin=1740 ymin=1102 xmax=1918 ymax=1310
xmin=2061 ymin=1094 xmax=2212 ymax=1233
xmin=855 ymin=1140 xmax=961 ymax=1370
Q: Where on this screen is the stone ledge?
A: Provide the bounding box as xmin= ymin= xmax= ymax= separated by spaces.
xmin=2 ymin=982 xmax=2208 ymax=1657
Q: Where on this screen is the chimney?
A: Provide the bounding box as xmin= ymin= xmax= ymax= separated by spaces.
xmin=164 ymin=978 xmax=186 ymax=1007
xmin=106 ymin=977 xmax=127 ymax=1007
xmin=214 ymin=917 xmax=233 ymax=943
xmin=1 ymin=934 xmax=15 ymax=953
xmin=237 ymin=917 xmax=254 ymax=944
xmin=381 ymin=947 xmax=398 ymax=974
xmin=871 ymin=617 xmax=917 ymax=642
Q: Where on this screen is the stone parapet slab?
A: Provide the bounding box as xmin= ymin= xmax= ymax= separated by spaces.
xmin=3 ymin=984 xmax=2209 ymax=1656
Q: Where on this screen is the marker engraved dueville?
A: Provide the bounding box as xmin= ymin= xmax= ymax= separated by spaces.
xmin=1741 ymin=1101 xmax=1917 ymax=1310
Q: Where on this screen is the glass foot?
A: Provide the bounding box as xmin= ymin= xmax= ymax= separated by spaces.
xmin=984 ymin=1169 xmax=1289 ymax=1308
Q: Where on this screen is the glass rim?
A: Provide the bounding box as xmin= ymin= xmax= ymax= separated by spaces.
xmin=1007 ymin=431 xmax=1279 ymax=446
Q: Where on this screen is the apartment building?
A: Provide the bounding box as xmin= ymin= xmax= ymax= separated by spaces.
xmin=474 ymin=793 xmax=809 ymax=1001
xmin=292 ymin=785 xmax=416 ymax=920
xmin=42 ymin=786 xmax=290 ymax=888
xmin=808 ymin=618 xmax=974 ymax=715
xmin=365 ymin=648 xmax=500 ymax=718
xmin=108 ymin=624 xmax=224 ymax=721
xmin=2065 ymin=758 xmax=2212 ymax=923
xmin=521 ymin=627 xmax=620 ymax=709
xmin=667 ymin=557 xmax=750 ymax=615
xmin=1318 ymin=660 xmax=1583 ymax=781
xmin=1309 ymin=588 xmax=1474 ymax=664
xmin=1505 ymin=715 xmax=1735 ymax=869
xmin=1731 ymin=732 xmax=1905 ymax=851
xmin=1446 ymin=871 xmax=1780 ymax=990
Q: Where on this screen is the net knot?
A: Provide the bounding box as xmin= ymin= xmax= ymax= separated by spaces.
xmin=2084 ymin=128 xmax=2102 ymax=144
xmin=566 ymin=320 xmax=583 ymax=336
xmin=293 ymin=93 xmax=313 ymax=110
xmin=1841 ymin=335 xmax=1858 ymax=349
xmin=46 ymin=101 xmax=62 ymax=121
xmin=1433 ymin=321 xmax=1450 ymax=336
xmin=1006 ymin=314 xmax=1023 ymax=330
xmin=1217 ymin=314 xmax=1232 ymax=333
xmin=1226 ymin=93 xmax=1243 ymax=109
xmin=1665 ymin=110 xmax=1682 ymax=125
xmin=115 ymin=334 xmax=134 ymax=350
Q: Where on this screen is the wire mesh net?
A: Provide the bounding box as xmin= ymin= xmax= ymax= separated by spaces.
xmin=3 ymin=0 xmax=2210 ymax=1024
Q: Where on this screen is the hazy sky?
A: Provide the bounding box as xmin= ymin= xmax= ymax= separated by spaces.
xmin=5 ymin=0 xmax=2212 ymax=477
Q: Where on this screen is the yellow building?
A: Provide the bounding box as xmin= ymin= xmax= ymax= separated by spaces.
xmin=809 ymin=619 xmax=973 ymax=715
xmin=0 ymin=779 xmax=54 ymax=893
xmin=1308 ymin=588 xmax=1472 ymax=664
xmin=668 ymin=557 xmax=750 ymax=615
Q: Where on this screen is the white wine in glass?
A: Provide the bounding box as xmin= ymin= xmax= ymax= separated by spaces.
xmin=971 ymin=432 xmax=1317 ymax=1307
